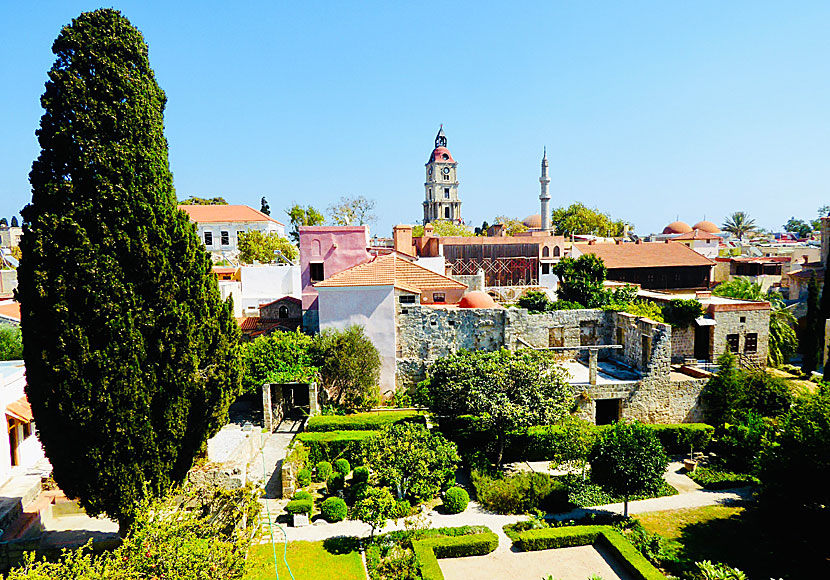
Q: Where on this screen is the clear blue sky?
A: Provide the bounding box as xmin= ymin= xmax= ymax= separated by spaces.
xmin=2 ymin=1 xmax=829 ymax=236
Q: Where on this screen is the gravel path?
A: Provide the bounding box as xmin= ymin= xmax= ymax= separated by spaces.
xmin=249 ymin=417 xmax=304 ymax=499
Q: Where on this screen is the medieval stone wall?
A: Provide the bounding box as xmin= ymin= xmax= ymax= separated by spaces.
xmin=670 ymin=325 xmax=696 ymax=363
xmin=711 ymin=308 xmax=770 ymax=366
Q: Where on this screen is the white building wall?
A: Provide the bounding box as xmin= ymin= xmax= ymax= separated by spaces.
xmin=0 ymin=361 xmax=45 ymax=485
xmin=197 ymin=220 xmax=285 ymax=256
xmin=415 ymin=256 xmax=446 ymax=276
xmin=317 ymin=286 xmax=396 ymax=396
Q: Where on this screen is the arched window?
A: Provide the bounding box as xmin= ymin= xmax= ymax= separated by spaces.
xmin=312 ymin=239 xmax=321 ymax=257
xmin=542 ymin=246 xmax=550 ymax=257
xmin=553 ymin=246 xmax=561 ymax=257
xmin=279 ymin=305 xmax=289 ymax=319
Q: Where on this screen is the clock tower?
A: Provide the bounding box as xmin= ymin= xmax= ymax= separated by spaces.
xmin=423 ymin=125 xmax=461 ymax=225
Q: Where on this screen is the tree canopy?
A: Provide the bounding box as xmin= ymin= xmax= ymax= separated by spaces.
xmin=493 ymin=216 xmax=529 ymax=236
xmin=0 ymin=325 xmax=23 ymax=361
xmin=285 ymin=204 xmax=325 ymax=243
xmin=237 ymin=230 xmax=297 ymax=264
xmin=18 ymin=9 xmax=240 ymax=530
xmin=412 ymin=220 xmax=475 ymax=237
xmin=312 ymin=325 xmax=381 ymax=410
xmin=553 ymin=254 xmax=608 ymax=307
xmin=240 ymin=330 xmax=318 ymax=393
xmin=180 ymin=196 xmax=228 ymax=205
xmin=783 ymin=217 xmax=812 ymax=238
xmin=712 ymin=277 xmax=763 ymax=301
xmin=721 ymin=212 xmax=757 ymax=240
xmin=327 ymin=195 xmax=377 ymax=226
xmin=259 ymin=196 xmax=270 ymax=216
xmin=550 ymin=202 xmax=630 ymax=237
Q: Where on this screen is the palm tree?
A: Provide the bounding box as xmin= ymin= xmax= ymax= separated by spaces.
xmin=767 ymin=293 xmax=798 ymax=367
xmin=712 ymin=277 xmax=763 ymax=300
xmin=722 ymin=211 xmax=757 ymax=240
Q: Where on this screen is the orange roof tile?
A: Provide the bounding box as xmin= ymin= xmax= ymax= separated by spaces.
xmin=673 ymin=229 xmax=721 ymax=241
xmin=6 ymin=396 xmax=32 ymax=423
xmin=315 ymin=254 xmax=467 ymax=293
xmin=179 ymin=205 xmax=284 ymax=226
xmin=577 ymin=241 xmax=715 ymax=269
xmin=0 ymin=302 xmax=20 ymax=322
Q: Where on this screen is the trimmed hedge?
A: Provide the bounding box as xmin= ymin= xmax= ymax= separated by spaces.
xmin=296 ymin=430 xmax=376 ymax=465
xmin=442 ymin=487 xmax=469 ymax=514
xmin=413 ymin=532 xmax=499 ymax=580
xmin=327 ymin=472 xmax=345 ymax=494
xmin=320 ymin=496 xmax=348 ymax=522
xmin=352 ymin=466 xmax=369 ymax=484
xmin=296 ymin=467 xmax=312 ymax=487
xmin=306 ymin=410 xmax=425 ymax=432
xmin=648 ymin=424 xmax=714 ymax=454
xmin=686 ymin=466 xmax=760 ymax=490
xmin=315 ymin=460 xmax=333 ymax=482
xmin=334 ymin=458 xmax=351 ymax=476
xmin=292 ymin=490 xmax=312 ymax=501
xmin=285 ymin=499 xmax=312 ymax=515
xmin=517 ymin=526 xmax=666 ymax=580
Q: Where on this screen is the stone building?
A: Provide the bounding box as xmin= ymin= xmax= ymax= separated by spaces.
xmin=423 ymin=126 xmax=462 ymax=225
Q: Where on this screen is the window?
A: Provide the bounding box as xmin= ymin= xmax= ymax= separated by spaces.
xmin=541 ymin=263 xmax=550 ymax=275
xmin=22 ymin=422 xmax=31 ymax=439
xmin=220 ymin=231 xmax=229 ymax=245
xmin=553 ymin=246 xmax=561 ymax=257
xmin=745 ymin=333 xmax=758 ymax=353
xmin=310 ymin=262 xmax=324 ymax=282
xmin=433 ymin=292 xmax=446 ymax=303
xmin=740 ymin=316 xmax=746 ymax=324
xmin=542 ymin=246 xmax=550 ymax=257
xmin=204 ymin=231 xmax=213 ymax=246
xmin=399 ymin=295 xmax=416 ymax=304
xmin=444 ymin=188 xmax=450 ymax=198
xmin=726 ymin=333 xmax=739 ymax=352
xmin=443 ymin=174 xmax=449 ymax=181
xmin=278 ymin=305 xmax=289 ymax=319
xmin=444 ymin=207 xmax=450 ymax=219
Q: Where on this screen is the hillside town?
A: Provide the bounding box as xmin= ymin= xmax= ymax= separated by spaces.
xmin=1 ymin=5 xmax=829 ymax=580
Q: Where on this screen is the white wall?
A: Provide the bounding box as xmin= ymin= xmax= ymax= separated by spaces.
xmin=238 ymin=265 xmax=301 ymax=308
xmin=415 ymin=256 xmax=446 ymax=276
xmin=197 ymin=220 xmax=285 ymax=255
xmin=0 ymin=361 xmax=45 ymax=485
xmin=317 ymin=286 xmax=397 ymax=396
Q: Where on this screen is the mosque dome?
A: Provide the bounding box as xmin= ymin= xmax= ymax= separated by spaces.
xmin=458 ymin=291 xmax=500 ymax=309
xmin=692 ymin=220 xmax=721 ymax=234
xmin=523 ymin=214 xmax=542 ymax=229
xmin=662 ymin=221 xmax=693 ymax=235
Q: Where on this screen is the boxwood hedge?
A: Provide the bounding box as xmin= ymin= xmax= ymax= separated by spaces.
xmin=413 ymin=532 xmax=499 ymax=580
xmin=295 ymin=430 xmax=376 ymax=465
xmin=306 ymin=410 xmax=425 ymax=432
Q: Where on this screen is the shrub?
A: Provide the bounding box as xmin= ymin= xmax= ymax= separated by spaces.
xmin=517 ymin=290 xmax=553 ymax=312
xmin=320 ymin=497 xmax=348 ymax=522
xmin=334 ymin=458 xmax=351 ymax=476
xmin=442 ymin=487 xmax=470 ymax=514
xmin=315 ymin=460 xmax=333 ymax=482
xmin=688 ymin=467 xmax=760 ymax=490
xmin=549 ymin=300 xmax=585 ymax=310
xmin=649 ymin=424 xmax=714 ymax=454
xmin=393 ymin=499 xmax=412 ymax=519
xmin=296 ymin=468 xmax=312 ymax=487
xmin=292 ymin=490 xmax=312 ymax=501
xmin=296 ymin=430 xmax=376 ymax=465
xmin=352 ymin=466 xmax=369 ymax=484
xmin=662 ymin=299 xmax=704 ymax=328
xmin=306 ymin=410 xmax=425 ymax=432
xmin=472 ymin=470 xmax=570 ymax=514
xmin=327 ymin=472 xmax=345 ymax=494
xmin=349 ymin=482 xmax=369 ymax=505
xmin=413 ymin=532 xmax=499 ymax=580
xmin=285 ymin=499 xmax=312 ymax=515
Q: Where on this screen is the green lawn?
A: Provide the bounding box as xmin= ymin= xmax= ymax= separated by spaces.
xmin=246 ymin=539 xmax=365 ymax=580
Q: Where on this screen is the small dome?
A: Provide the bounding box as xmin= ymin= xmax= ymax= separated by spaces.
xmin=428 ymin=146 xmax=455 ymax=163
xmin=692 ymin=220 xmax=721 ymax=234
xmin=523 ymin=214 xmax=542 ymax=229
xmin=662 ymin=221 xmax=693 ymax=234
xmin=459 ymin=291 xmax=500 ymax=309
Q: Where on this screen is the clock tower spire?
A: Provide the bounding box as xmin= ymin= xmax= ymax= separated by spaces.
xmin=423 ymin=125 xmax=461 ymax=225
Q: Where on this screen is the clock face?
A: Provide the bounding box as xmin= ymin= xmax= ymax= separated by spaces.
xmin=442 ymin=167 xmax=450 ymax=175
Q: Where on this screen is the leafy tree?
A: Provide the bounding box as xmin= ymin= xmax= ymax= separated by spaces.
xmin=240 ymin=330 xmax=318 ymax=393
xmin=589 ymin=420 xmax=668 ymax=516
xmin=474 ymin=220 xmax=490 ymax=236
xmin=0 ymin=325 xmax=23 ymax=360
xmin=712 ymin=277 xmax=763 ymax=301
xmin=661 ymin=299 xmax=705 ymax=328
xmin=767 ymin=293 xmax=798 ymax=367
xmin=553 ymin=254 xmax=608 ymax=308
xmin=412 ymin=220 xmax=475 ymax=237
xmin=812 ymin=205 xmax=830 ymax=231
xmin=721 ymin=212 xmax=757 ymax=240
xmin=802 ymin=274 xmax=820 ymax=374
xmin=350 ymin=486 xmax=397 ymax=538
xmin=550 ymin=202 xmax=630 ymax=237
xmin=493 ymin=216 xmax=529 ymax=236
xmin=10 ymin=216 xmax=18 ymax=227
xmin=285 ymin=203 xmax=325 ymax=243
xmin=424 ymin=349 xmax=573 ymax=464
xmin=259 ymin=196 xmax=270 ymax=216
xmin=517 ymin=290 xmax=553 ymax=312
xmin=783 ymin=217 xmax=812 ymax=238
xmin=180 ymin=196 xmax=228 ymax=205
xmin=549 ymin=417 xmax=598 ymax=479
xmin=327 ymin=195 xmax=377 ymax=226
xmin=312 ymin=325 xmax=381 ymax=411
xmin=237 ymin=230 xmax=297 ymax=264
xmin=18 ymin=9 xmax=241 ymax=532
xmin=365 ymin=423 xmax=459 ymax=501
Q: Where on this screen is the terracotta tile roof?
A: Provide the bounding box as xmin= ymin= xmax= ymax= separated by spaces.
xmin=577 ymin=241 xmax=715 ymax=269
xmin=315 ymin=254 xmax=467 ymax=293
xmin=179 ymin=205 xmax=284 ymax=226
xmin=673 ymin=229 xmax=721 ymax=241
xmin=0 ymin=302 xmax=20 ymax=322
xmin=6 ymin=396 xmax=33 ymax=423
xmin=237 ymin=317 xmax=260 ymax=331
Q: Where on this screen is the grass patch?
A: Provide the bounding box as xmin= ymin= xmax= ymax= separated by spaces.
xmin=686 ymin=467 xmax=759 ymax=490
xmin=307 ymin=410 xmax=426 ymax=432
xmin=245 ymin=539 xmax=364 ymax=580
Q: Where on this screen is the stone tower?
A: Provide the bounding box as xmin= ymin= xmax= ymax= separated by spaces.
xmin=423 ymin=126 xmax=461 ymax=224
xmin=540 ymin=148 xmax=551 ymax=231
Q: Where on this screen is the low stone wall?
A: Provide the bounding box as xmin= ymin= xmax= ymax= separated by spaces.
xmin=671 ymin=325 xmax=695 ymax=363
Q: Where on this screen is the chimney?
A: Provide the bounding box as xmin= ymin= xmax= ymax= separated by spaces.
xmin=588 ymin=239 xmax=596 ymax=245
xmin=424 ymin=223 xmax=435 ymax=238
xmin=636 ymin=239 xmax=643 ymax=245
xmin=393 ymin=224 xmax=413 ymax=255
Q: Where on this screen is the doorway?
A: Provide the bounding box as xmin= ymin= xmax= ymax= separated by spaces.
xmin=694 ymin=325 xmax=711 ymax=361
xmin=595 ymin=399 xmax=621 ymax=426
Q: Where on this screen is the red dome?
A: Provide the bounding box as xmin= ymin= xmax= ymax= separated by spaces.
xmin=429 ymin=146 xmax=455 ymax=163
xmin=662 ymin=221 xmax=692 ymax=234
xmin=692 ymin=220 xmax=721 ymax=234
xmin=459 ymin=291 xmax=500 ymax=309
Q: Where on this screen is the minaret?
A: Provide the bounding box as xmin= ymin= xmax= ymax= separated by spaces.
xmin=539 ymin=148 xmax=551 ymax=231
xmin=423 ymin=125 xmax=461 ymax=224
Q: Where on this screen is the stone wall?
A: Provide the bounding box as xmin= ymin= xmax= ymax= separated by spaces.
xmin=503 ymin=309 xmax=611 ymax=350
xmin=670 ymin=325 xmax=695 ymax=363
xmin=711 ymin=307 xmax=770 ymax=366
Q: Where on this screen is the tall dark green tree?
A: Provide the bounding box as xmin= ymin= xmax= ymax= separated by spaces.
xmin=802 ymin=274 xmax=820 ymax=374
xmin=18 ymin=9 xmax=241 ymax=532
xmin=821 ymin=250 xmax=830 ymax=380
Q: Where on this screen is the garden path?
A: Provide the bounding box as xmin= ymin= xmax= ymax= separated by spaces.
xmin=249 ymin=417 xmax=304 ymax=499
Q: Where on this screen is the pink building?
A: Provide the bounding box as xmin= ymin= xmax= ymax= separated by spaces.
xmin=299 ymin=226 xmax=372 ymax=331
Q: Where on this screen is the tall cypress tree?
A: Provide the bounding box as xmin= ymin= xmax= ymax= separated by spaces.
xmin=18 ymin=9 xmax=240 ymax=531
xmin=822 ymin=250 xmax=830 ymax=380
xmin=803 ymin=274 xmax=820 ymax=374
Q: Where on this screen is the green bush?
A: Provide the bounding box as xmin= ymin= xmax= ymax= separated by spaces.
xmin=285 ymin=499 xmax=312 ymax=515
xmin=687 ymin=466 xmax=759 ymax=490
xmin=352 ymin=466 xmax=369 ymax=484
xmin=599 ymin=529 xmax=668 ymax=580
xmin=662 ymin=299 xmax=704 ymax=328
xmin=413 ymin=532 xmax=499 ymax=580
xmin=295 ymin=430 xmax=376 ymax=465
xmin=648 ymin=424 xmax=714 ymax=454
xmin=548 ymin=300 xmax=584 ymax=311
xmin=472 ymin=470 xmax=570 ymax=514
xmin=442 ymin=487 xmax=469 ymax=514
xmin=292 ymin=490 xmax=312 ymax=501
xmin=306 ymin=410 xmax=425 ymax=432
xmin=320 ymin=496 xmax=348 ymax=522
xmin=315 ymin=460 xmax=333 ymax=482
xmin=327 ymin=472 xmax=345 ymax=494
xmin=296 ymin=468 xmax=312 ymax=487
xmin=334 ymin=458 xmax=351 ymax=476
xmin=394 ymin=499 xmax=412 ymax=519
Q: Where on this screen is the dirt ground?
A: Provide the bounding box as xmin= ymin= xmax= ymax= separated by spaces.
xmin=438 ymin=544 xmax=637 ymax=580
